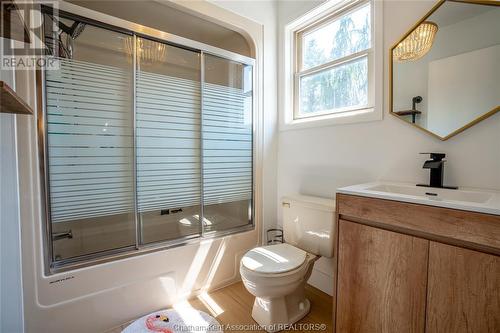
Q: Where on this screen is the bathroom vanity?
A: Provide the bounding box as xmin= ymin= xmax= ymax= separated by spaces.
xmin=333 ymin=183 xmax=500 ymax=333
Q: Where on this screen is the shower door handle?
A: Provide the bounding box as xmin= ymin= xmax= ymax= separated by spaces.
xmin=52 ymin=230 xmax=73 ymax=241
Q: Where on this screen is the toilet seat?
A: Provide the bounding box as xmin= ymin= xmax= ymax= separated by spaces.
xmin=241 ymin=243 xmax=307 ymax=274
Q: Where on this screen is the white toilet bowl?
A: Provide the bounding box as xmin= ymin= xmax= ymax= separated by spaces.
xmin=240 ymin=243 xmax=318 ymax=332
xmin=240 ymin=195 xmax=335 ymax=332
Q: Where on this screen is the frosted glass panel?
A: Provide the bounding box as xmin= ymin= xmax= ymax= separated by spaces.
xmin=136 ymin=38 xmax=202 ymax=244
xmin=44 ymin=18 xmax=135 ymax=260
xmin=42 ymin=13 xmax=254 ymax=267
xmin=202 ymin=55 xmax=253 ymax=233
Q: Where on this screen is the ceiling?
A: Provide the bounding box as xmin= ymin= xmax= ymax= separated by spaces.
xmin=429 ymin=1 xmax=498 ymax=27
xmin=66 ymin=0 xmax=252 ymax=57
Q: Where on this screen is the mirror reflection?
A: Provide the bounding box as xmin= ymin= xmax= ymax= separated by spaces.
xmin=391 ymin=1 xmax=500 ymax=139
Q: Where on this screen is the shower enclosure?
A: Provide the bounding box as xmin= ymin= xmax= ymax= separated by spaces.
xmin=38 ymin=6 xmax=255 ymax=271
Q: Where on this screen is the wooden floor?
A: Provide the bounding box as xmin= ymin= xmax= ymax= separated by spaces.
xmin=189 ymin=282 xmax=333 ymax=332
xmin=109 ymin=282 xmax=332 ymax=332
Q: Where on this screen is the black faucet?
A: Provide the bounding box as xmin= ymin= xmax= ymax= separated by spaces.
xmin=417 ymin=153 xmax=457 ymax=189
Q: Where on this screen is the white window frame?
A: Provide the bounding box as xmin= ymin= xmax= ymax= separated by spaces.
xmin=281 ymin=0 xmax=383 ymax=131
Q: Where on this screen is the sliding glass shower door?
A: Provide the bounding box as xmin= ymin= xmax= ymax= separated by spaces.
xmin=202 ymin=55 xmax=253 ymax=233
xmin=41 ymin=9 xmax=254 ymax=269
xmin=136 ymin=47 xmax=254 ymax=242
xmin=136 ymin=38 xmax=202 ymax=244
xmin=45 ymin=18 xmax=136 ymax=260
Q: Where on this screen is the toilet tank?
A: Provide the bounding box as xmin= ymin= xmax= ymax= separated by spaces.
xmin=282 ymin=195 xmax=335 ymax=257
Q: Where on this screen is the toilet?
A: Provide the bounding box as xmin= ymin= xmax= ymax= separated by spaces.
xmin=240 ymin=195 xmax=335 ymax=332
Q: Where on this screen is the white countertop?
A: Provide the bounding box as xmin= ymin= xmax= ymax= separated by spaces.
xmin=337 ymin=181 xmax=500 ymax=216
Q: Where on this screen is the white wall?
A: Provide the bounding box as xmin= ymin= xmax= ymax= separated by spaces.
xmin=277 ymin=0 xmax=500 ymax=295
xmin=277 ymin=0 xmax=330 ymax=295
xmin=0 ymin=40 xmax=25 ymax=333
xmin=427 ymin=44 xmax=500 ymax=137
xmin=0 ymin=117 xmax=24 ymax=333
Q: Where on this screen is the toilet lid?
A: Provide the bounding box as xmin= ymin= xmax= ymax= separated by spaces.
xmin=241 ymin=243 xmax=307 ymax=274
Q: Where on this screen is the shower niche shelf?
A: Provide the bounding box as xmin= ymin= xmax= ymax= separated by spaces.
xmin=0 ymin=81 xmax=33 ymax=115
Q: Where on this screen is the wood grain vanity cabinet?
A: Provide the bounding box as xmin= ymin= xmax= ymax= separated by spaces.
xmin=334 ymin=194 xmax=500 ymax=333
xmin=426 ymin=242 xmax=500 ymax=332
xmin=336 ymin=220 xmax=428 ymax=332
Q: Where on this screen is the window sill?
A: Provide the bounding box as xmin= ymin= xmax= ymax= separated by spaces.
xmin=280 ymin=107 xmax=382 ymax=131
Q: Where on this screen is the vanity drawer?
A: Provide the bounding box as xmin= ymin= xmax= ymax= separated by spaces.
xmin=337 ymin=193 xmax=500 ymax=254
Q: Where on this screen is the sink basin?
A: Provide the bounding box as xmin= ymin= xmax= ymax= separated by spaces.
xmin=366 ymin=184 xmax=493 ymax=204
xmin=337 ymin=182 xmax=500 ymax=215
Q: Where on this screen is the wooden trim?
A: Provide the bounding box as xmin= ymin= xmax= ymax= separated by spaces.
xmin=337 ymin=193 xmax=500 ymax=255
xmin=0 ymin=80 xmax=33 ymax=115
xmin=332 ymin=195 xmax=340 ymax=331
xmin=388 ymin=0 xmax=500 ymax=141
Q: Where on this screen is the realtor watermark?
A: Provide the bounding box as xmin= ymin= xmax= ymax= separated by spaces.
xmin=1 ymin=0 xmax=59 ymax=70
xmin=172 ymin=322 xmax=328 ymax=332
xmin=2 ymin=55 xmax=58 ymax=69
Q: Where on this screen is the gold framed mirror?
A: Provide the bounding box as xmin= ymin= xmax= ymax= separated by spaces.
xmin=389 ymin=0 xmax=500 ymax=141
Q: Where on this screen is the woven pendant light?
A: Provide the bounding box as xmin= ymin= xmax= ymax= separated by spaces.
xmin=125 ymin=37 xmax=167 ymax=64
xmin=393 ymin=21 xmax=438 ymax=62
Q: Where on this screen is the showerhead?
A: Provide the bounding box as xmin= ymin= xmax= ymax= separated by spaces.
xmin=60 ymin=21 xmax=86 ymax=39
xmin=48 ymin=15 xmax=86 ymax=39
xmin=64 ymin=23 xmax=85 ymax=59
xmin=70 ymin=22 xmax=86 ymax=39
xmin=46 ymin=15 xmax=86 ymax=59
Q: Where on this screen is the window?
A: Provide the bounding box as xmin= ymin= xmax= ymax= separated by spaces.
xmin=283 ymin=0 xmax=383 ymax=130
xmin=297 ymin=3 xmax=371 ymax=117
xmin=40 ymin=7 xmax=254 ymax=272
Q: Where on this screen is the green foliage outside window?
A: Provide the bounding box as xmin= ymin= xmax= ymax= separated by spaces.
xmin=300 ymin=6 xmax=371 ymax=116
